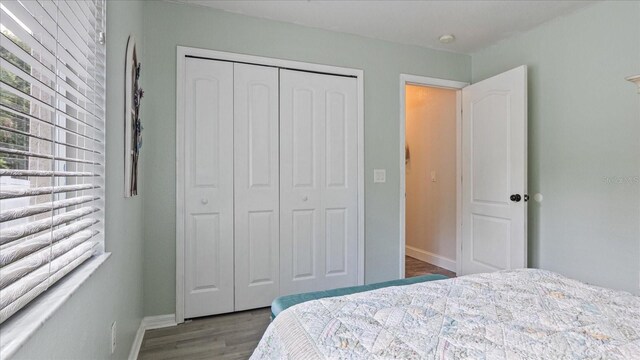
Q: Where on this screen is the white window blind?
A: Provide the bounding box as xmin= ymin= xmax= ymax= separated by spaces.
xmin=0 ymin=0 xmax=105 ymax=324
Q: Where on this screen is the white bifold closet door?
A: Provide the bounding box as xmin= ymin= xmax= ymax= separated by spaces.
xmin=183 ymin=58 xmax=235 ymax=318
xmin=182 ymin=59 xmax=360 ymax=318
xmin=233 ymin=64 xmax=280 ymax=310
xmin=279 ymin=70 xmax=359 ymax=296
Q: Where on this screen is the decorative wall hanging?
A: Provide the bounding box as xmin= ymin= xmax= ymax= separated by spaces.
xmin=124 ymin=35 xmax=144 ymax=197
xmin=627 ymin=74 xmax=640 ymax=93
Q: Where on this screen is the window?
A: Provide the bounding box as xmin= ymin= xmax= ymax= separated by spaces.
xmin=0 ymin=0 xmax=106 ymax=324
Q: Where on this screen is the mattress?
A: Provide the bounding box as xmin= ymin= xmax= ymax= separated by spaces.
xmin=251 ymin=269 xmax=640 ymax=359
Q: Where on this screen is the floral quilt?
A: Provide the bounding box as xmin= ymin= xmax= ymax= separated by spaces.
xmin=251 ymin=269 xmax=640 ymax=359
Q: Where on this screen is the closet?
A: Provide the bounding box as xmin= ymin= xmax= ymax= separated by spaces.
xmin=180 ymin=56 xmax=360 ymax=319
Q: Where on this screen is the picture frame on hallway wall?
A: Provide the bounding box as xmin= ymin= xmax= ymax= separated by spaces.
xmin=125 ymin=35 xmax=144 ymax=197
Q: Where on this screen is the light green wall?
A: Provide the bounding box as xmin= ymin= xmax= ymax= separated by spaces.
xmin=10 ymin=1 xmax=640 ymax=357
xmin=12 ymin=1 xmax=146 ymax=358
xmin=141 ymin=1 xmax=471 ymax=315
xmin=472 ymin=1 xmax=640 ymax=293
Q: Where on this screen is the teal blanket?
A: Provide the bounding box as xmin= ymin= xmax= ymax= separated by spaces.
xmin=271 ymin=274 xmax=448 ymax=319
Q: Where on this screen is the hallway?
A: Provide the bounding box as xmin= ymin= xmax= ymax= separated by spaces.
xmin=405 ymin=256 xmax=456 ymax=278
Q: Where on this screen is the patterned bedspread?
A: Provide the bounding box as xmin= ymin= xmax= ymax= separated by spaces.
xmin=251 ymin=269 xmax=640 ymax=359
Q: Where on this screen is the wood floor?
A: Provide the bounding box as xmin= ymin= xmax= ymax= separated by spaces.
xmin=405 ymin=255 xmax=456 ymax=278
xmin=138 ymin=308 xmax=271 ymax=360
xmin=138 ymin=257 xmax=453 ymax=359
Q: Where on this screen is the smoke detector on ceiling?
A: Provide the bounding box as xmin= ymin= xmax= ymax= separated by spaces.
xmin=439 ymin=34 xmax=456 ymax=44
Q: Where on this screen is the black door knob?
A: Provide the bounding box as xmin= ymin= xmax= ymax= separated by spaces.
xmin=510 ymin=194 xmax=521 ymax=202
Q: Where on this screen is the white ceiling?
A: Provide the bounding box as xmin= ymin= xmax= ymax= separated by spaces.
xmin=170 ymin=0 xmax=595 ymax=54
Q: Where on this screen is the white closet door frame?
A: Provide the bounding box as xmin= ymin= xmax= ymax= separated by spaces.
xmin=176 ymin=46 xmax=365 ymax=324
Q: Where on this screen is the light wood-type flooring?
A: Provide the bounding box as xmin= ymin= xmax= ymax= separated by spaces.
xmin=138 ymin=308 xmax=270 ymax=360
xmin=405 ymin=255 xmax=456 ymax=278
xmin=138 ymin=256 xmax=453 ymax=359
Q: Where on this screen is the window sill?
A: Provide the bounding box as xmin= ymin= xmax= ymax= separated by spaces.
xmin=0 ymin=253 xmax=111 ymax=359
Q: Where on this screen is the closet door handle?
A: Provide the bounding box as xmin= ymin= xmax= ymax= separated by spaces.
xmin=302 ymin=196 xmax=308 ymax=202
xmin=201 ymin=198 xmax=209 ymax=205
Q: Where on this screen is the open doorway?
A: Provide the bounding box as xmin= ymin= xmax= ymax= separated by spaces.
xmin=399 ymin=75 xmax=468 ymax=279
xmin=405 ymin=84 xmax=457 ymax=278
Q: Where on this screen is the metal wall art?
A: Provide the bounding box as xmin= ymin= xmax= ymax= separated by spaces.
xmin=125 ymin=35 xmax=144 ymax=197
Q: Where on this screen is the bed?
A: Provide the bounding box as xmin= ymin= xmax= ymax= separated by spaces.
xmin=271 ymin=274 xmax=448 ymax=319
xmin=251 ymin=269 xmax=640 ymax=359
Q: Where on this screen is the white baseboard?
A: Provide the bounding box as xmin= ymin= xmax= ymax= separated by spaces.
xmin=142 ymin=314 xmax=177 ymax=330
xmin=405 ymin=246 xmax=456 ymax=272
xmin=128 ymin=322 xmax=145 ymax=360
xmin=128 ymin=314 xmax=176 ymax=360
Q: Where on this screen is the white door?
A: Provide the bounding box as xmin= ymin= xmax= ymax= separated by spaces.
xmin=460 ymin=65 xmax=527 ymax=275
xmin=233 ymin=63 xmax=280 ymax=310
xmin=279 ymin=70 xmax=359 ymax=295
xmin=183 ymin=58 xmax=235 ymax=318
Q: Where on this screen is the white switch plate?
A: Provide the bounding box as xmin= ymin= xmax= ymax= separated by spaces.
xmin=373 ymin=169 xmax=386 ymax=183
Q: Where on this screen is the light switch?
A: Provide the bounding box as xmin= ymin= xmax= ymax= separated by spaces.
xmin=373 ymin=169 xmax=386 ymax=183
xmin=430 ymin=171 xmax=436 ymax=182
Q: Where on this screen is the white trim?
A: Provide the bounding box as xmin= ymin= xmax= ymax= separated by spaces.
xmin=175 ymin=47 xmax=186 ymax=325
xmin=405 ymin=246 xmax=457 ymax=272
xmin=399 ymin=74 xmax=468 ymax=279
xmin=176 ymin=46 xmax=365 ymax=324
xmin=142 ymin=314 xmax=178 ymax=330
xmin=455 ymin=91 xmax=463 ymax=276
xmin=401 ymin=74 xmax=468 ymax=90
xmin=127 ymin=323 xmax=145 ymax=360
xmin=357 ymin=70 xmax=365 ymax=286
xmin=128 ymin=314 xmax=177 ymax=360
xmin=0 ymin=254 xmax=110 ymax=360
xmin=177 ymin=46 xmax=365 ymax=78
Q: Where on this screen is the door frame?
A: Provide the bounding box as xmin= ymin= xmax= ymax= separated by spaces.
xmin=398 ymin=74 xmax=468 ymax=278
xmin=176 ymin=46 xmax=365 ymax=324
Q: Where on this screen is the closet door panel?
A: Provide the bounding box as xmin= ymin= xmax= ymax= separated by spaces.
xmin=325 ymin=208 xmax=348 ymax=275
xmin=292 ymin=209 xmax=317 ymax=279
xmin=324 ymin=83 xmax=358 ymax=284
xmin=184 ymin=58 xmax=234 ymax=318
xmin=292 ymin=89 xmax=316 ymax=188
xmin=234 ymin=63 xmax=280 ymax=311
xmin=326 ymin=91 xmax=348 ymax=188
xmin=280 ymin=70 xmax=358 ymax=295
